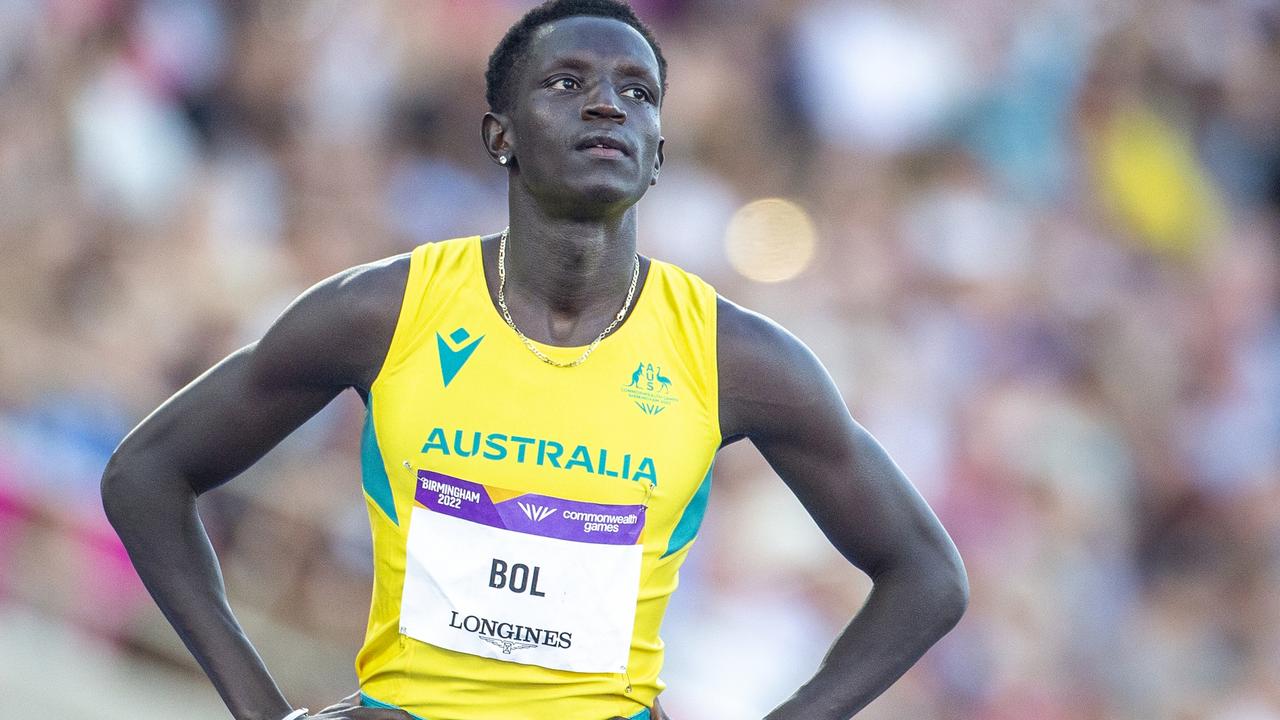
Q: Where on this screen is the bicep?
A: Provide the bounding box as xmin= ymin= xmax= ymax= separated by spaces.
xmin=117 ymin=342 xmax=343 ymax=495
xmin=751 ymin=406 xmax=945 ymax=579
xmin=719 ymin=302 xmax=955 ymax=578
xmin=113 ymin=260 xmax=405 ymax=494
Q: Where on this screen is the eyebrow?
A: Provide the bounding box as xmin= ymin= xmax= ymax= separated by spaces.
xmin=541 ymin=55 xmax=659 ymax=88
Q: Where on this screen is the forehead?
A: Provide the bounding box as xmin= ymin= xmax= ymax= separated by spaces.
xmin=525 ymin=15 xmax=659 ymax=79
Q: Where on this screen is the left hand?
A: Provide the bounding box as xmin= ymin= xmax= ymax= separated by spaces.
xmin=309 ymin=692 xmax=411 ymax=720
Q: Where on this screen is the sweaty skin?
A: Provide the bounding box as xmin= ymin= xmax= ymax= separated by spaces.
xmin=101 ymin=15 xmax=966 ymax=720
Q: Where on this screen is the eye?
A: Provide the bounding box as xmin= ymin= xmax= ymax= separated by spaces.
xmin=549 ymin=77 xmax=580 ymax=91
xmin=624 ymin=87 xmax=652 ymax=103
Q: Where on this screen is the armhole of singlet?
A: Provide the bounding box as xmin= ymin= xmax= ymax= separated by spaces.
xmin=370 ymin=243 xmax=432 ymax=391
xmin=694 ymin=272 xmax=721 ymax=447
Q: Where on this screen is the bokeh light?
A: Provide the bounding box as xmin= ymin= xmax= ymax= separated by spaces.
xmin=723 ymin=198 xmax=817 ymax=283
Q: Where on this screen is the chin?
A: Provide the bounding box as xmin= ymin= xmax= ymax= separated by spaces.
xmin=523 ymin=171 xmax=650 ymax=218
xmin=560 ymin=181 xmax=648 ymax=218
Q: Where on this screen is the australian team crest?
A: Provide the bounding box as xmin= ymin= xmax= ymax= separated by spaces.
xmin=622 ymin=361 xmax=678 ymax=415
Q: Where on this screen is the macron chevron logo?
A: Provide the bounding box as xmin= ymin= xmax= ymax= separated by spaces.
xmin=436 ymin=327 xmax=483 ymax=387
xmin=517 ymin=501 xmax=555 ymax=523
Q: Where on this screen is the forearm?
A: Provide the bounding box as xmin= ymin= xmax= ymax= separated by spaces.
xmin=763 ymin=563 xmax=968 ymax=720
xmin=102 ymin=457 xmax=293 ymax=720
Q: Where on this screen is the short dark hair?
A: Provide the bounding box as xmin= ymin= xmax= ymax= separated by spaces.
xmin=485 ymin=0 xmax=668 ymax=113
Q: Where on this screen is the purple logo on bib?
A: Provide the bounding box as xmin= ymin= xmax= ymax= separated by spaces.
xmin=415 ymin=470 xmax=646 ymax=545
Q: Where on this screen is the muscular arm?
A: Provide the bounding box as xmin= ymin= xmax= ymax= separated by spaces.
xmin=100 ymin=256 xmax=410 ymax=720
xmin=716 ymin=297 xmax=968 ymax=720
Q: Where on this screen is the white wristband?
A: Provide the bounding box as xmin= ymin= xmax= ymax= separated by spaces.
xmin=280 ymin=710 xmax=308 ymax=720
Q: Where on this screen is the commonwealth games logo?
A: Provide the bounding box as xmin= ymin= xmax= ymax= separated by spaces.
xmin=622 ymin=361 xmax=678 ymax=415
xmin=517 ymin=501 xmax=555 ymax=522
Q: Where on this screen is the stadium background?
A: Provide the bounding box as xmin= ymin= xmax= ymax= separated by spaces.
xmin=1 ymin=0 xmax=1278 ymax=717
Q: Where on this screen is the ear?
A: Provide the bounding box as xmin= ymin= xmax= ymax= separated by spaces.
xmin=650 ymin=136 xmax=665 ymax=186
xmin=482 ymin=112 xmax=514 ymax=167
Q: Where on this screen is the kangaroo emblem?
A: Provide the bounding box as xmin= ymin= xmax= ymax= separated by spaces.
xmin=622 ymin=360 xmax=677 ymax=415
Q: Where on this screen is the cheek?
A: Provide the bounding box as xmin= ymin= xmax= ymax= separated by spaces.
xmin=512 ymin=106 xmax=569 ymax=163
xmin=640 ymin=139 xmax=661 ymax=167
xmin=639 ymin=116 xmax=661 ymax=162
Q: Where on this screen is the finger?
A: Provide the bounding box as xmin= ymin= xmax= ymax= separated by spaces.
xmin=310 ymin=707 xmax=361 ymax=719
xmin=316 ymin=690 xmax=363 ymax=713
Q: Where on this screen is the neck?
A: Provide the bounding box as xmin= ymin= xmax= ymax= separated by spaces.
xmin=488 ymin=191 xmax=644 ymax=347
xmin=503 ymin=192 xmax=639 ymax=320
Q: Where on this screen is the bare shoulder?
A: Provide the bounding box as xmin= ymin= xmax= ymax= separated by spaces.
xmin=716 ymin=295 xmax=808 ymax=357
xmin=249 ymin=253 xmax=413 ymax=394
xmin=321 ymin=253 xmax=413 ymax=332
xmin=716 ymin=295 xmax=843 ymax=444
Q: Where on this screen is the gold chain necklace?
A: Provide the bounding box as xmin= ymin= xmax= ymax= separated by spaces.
xmin=496 ymin=227 xmax=640 ymax=368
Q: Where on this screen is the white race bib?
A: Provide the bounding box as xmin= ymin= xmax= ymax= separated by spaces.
xmin=400 ymin=469 xmax=648 ymax=674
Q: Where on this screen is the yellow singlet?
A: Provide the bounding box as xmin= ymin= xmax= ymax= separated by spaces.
xmin=355 ymin=237 xmax=720 ymax=720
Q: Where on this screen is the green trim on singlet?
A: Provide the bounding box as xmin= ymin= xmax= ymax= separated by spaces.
xmin=359 ymin=693 xmax=652 ymax=719
xmin=360 ymin=396 xmax=399 ymax=525
xmin=662 ymin=461 xmax=713 ymax=558
xmin=361 ymin=692 xmax=427 ymax=719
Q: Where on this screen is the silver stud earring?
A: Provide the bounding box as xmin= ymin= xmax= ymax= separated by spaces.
xmin=499 ymin=156 xmax=508 ymax=165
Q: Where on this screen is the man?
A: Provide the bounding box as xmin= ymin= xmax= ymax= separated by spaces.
xmin=101 ymin=1 xmax=968 ymax=719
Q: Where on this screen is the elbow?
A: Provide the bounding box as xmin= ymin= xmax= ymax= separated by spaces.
xmin=100 ymin=448 xmax=137 ymax=530
xmin=937 ymin=557 xmax=969 ymax=629
xmin=880 ymin=546 xmax=968 ymax=633
xmin=101 ymin=442 xmax=173 ymax=531
xmin=101 ymin=439 xmax=197 ymax=535
xmin=924 ymin=550 xmax=969 ymax=633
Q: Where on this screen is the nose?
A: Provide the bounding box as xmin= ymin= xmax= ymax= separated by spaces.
xmin=582 ymin=84 xmax=627 ymax=123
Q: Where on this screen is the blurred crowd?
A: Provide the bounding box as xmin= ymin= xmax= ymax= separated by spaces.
xmin=1 ymin=0 xmax=1279 ymax=718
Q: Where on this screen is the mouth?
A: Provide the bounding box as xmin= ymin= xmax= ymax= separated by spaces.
xmin=575 ymin=134 xmax=630 ymax=159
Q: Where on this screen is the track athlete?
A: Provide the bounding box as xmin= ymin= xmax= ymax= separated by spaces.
xmin=101 ymin=1 xmax=968 ymax=719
